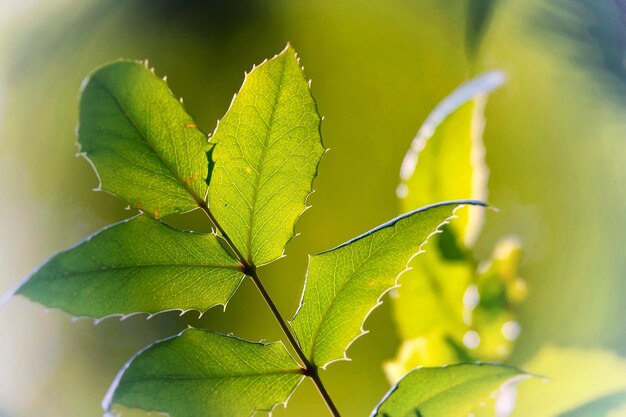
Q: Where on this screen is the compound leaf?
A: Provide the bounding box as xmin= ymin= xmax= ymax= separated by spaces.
xmin=291 ymin=201 xmax=485 ymax=368
xmin=16 ymin=215 xmax=245 ymax=318
xmin=79 ymin=60 xmax=210 ymax=219
xmin=103 ymin=329 xmax=304 ymax=417
xmin=208 ymin=45 xmax=325 ymax=267
xmin=397 ymin=71 xmax=503 ymax=247
xmin=371 ymin=363 xmax=524 ymax=417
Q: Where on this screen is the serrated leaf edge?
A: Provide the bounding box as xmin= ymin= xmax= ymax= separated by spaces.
xmin=207 ymin=43 xmax=326 ymax=267
xmin=76 ymin=59 xmax=211 ymax=219
xmin=1 ymin=214 xmax=245 ymax=324
xmin=102 ymin=327 xmax=305 ymax=417
xmin=291 ymin=200 xmax=487 ymax=369
xmin=369 ymin=362 xmax=530 ymax=417
xmin=398 ymin=72 xmax=505 ymax=241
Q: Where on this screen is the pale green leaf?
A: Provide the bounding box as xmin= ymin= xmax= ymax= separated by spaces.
xmin=15 ymin=215 xmax=244 ymax=318
xmin=386 ymin=237 xmax=525 ymax=382
xmin=371 ymin=363 xmax=524 ymax=417
xmin=208 ymin=45 xmax=325 ymax=266
xmin=508 ymin=347 xmax=626 ymax=417
xmin=398 ymin=71 xmax=503 ymax=247
xmin=291 ymin=201 xmax=485 ymax=368
xmin=384 ymin=249 xmax=474 ymax=382
xmin=104 ymin=329 xmax=304 ymax=417
xmin=79 ymin=60 xmax=210 ymax=219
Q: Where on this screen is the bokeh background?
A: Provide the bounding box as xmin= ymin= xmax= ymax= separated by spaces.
xmin=1 ymin=0 xmax=625 ymax=416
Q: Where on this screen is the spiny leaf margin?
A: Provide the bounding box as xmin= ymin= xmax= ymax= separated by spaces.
xmin=103 ymin=328 xmax=306 ymax=417
xmin=291 ymin=200 xmax=487 ymax=369
xmin=10 ymin=215 xmax=245 ymax=321
xmin=207 ymin=43 xmax=326 ymax=267
xmin=78 ymin=59 xmax=210 ymax=219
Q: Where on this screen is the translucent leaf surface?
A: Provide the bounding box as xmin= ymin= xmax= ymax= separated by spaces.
xmin=104 ymin=329 xmax=304 ymax=417
xmin=208 ymin=45 xmax=324 ymax=266
xmin=386 ymin=237 xmax=525 ymax=382
xmin=15 ymin=215 xmax=244 ymax=318
xmin=371 ymin=363 xmax=524 ymax=417
xmin=291 ymin=201 xmax=485 ymax=368
xmin=398 ymin=71 xmax=503 ymax=247
xmin=387 ymin=73 xmax=524 ymax=382
xmin=79 ymin=60 xmax=210 ymax=219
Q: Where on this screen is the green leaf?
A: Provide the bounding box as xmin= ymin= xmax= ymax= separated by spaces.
xmin=15 ymin=215 xmax=245 ymax=318
xmin=208 ymin=45 xmax=325 ymax=266
xmin=291 ymin=201 xmax=485 ymax=368
xmin=386 ymin=237 xmax=525 ymax=382
xmin=371 ymin=363 xmax=525 ymax=417
xmin=508 ymin=347 xmax=626 ymax=417
xmin=398 ymin=71 xmax=503 ymax=247
xmin=386 ymin=73 xmax=520 ymax=383
xmin=79 ymin=60 xmax=210 ymax=219
xmin=104 ymin=329 xmax=304 ymax=417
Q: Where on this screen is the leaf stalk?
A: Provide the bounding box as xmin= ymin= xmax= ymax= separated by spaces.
xmin=198 ymin=201 xmax=341 ymax=417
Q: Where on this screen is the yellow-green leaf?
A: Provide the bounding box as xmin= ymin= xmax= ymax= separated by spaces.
xmin=398 ymin=71 xmax=503 ymax=247
xmin=208 ymin=45 xmax=325 ymax=266
xmin=291 ymin=201 xmax=485 ymax=368
xmin=372 ymin=363 xmax=525 ymax=417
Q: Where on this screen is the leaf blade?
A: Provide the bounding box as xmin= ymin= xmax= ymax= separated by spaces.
xmin=16 ymin=215 xmax=245 ymax=318
xmin=398 ymin=71 xmax=504 ymax=247
xmin=208 ymin=45 xmax=325 ymax=266
xmin=104 ymin=329 xmax=305 ymax=417
xmin=291 ymin=201 xmax=485 ymax=368
xmin=79 ymin=60 xmax=210 ymax=218
xmin=371 ymin=363 xmax=524 ymax=417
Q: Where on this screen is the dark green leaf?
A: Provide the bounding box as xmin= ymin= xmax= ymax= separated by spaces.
xmin=16 ymin=215 xmax=244 ymax=318
xmin=104 ymin=329 xmax=304 ymax=417
xmin=79 ymin=60 xmax=210 ymax=219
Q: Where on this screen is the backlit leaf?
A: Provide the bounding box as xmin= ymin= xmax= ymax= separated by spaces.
xmin=104 ymin=329 xmax=304 ymax=417
xmin=208 ymin=45 xmax=325 ymax=266
xmin=291 ymin=201 xmax=485 ymax=368
xmin=371 ymin=363 xmax=524 ymax=417
xmin=397 ymin=71 xmax=503 ymax=247
xmin=15 ymin=215 xmax=244 ymax=318
xmin=387 ymin=73 xmax=523 ymax=383
xmin=79 ymin=60 xmax=210 ymax=219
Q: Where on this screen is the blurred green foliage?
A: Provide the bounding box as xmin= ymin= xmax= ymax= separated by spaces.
xmin=1 ymin=0 xmax=625 ymax=416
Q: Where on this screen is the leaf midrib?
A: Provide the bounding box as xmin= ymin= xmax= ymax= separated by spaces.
xmin=122 ymin=369 xmax=303 ymax=384
xmin=89 ymin=75 xmax=206 ymax=206
xmin=244 ymin=55 xmax=289 ymax=265
xmin=48 ymin=263 xmax=243 ymax=279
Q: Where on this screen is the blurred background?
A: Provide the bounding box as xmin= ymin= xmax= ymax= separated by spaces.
xmin=1 ymin=0 xmax=625 ymax=416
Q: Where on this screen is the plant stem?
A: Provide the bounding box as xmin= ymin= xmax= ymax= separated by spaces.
xmin=198 ymin=201 xmax=341 ymax=417
xmin=247 ymin=269 xmax=341 ymax=417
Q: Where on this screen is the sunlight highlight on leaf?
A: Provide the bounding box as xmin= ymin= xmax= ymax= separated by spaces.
xmin=208 ymin=45 xmax=325 ymax=267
